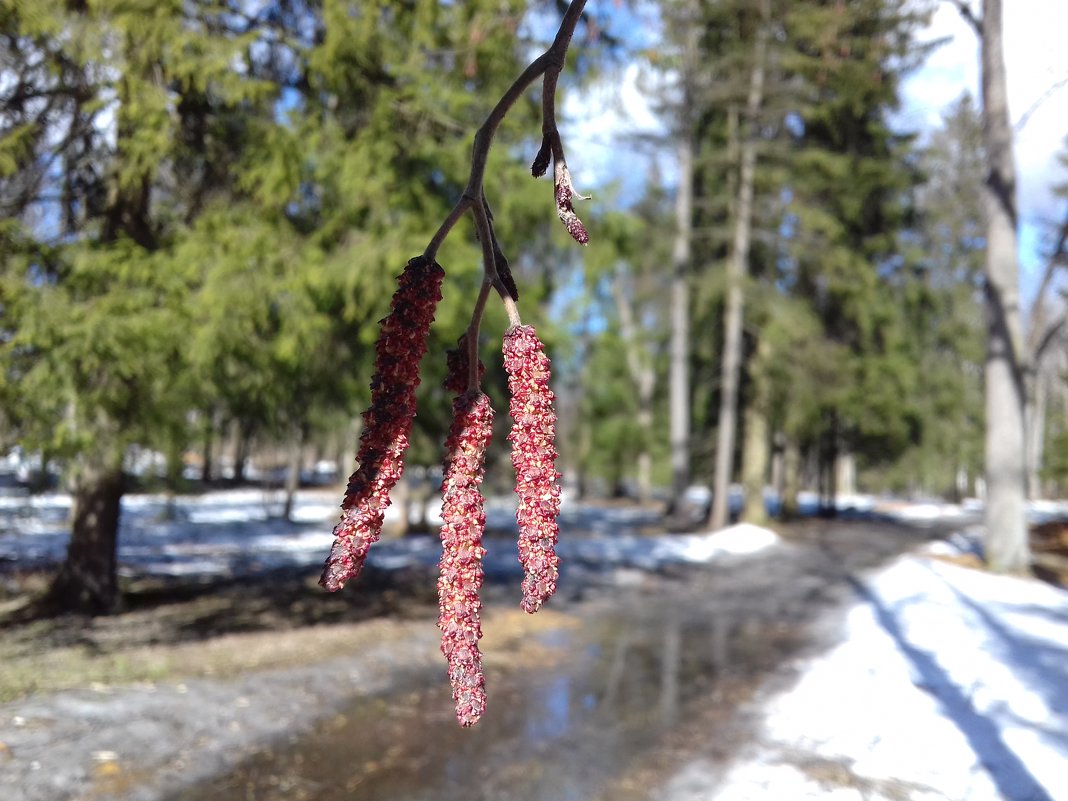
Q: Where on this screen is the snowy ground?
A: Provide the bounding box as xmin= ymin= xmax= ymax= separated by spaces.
xmin=0 ymin=488 xmax=780 ymax=581
xmin=663 ymin=545 xmax=1068 ymax=801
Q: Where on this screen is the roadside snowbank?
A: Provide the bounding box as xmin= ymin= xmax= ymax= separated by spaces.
xmin=665 ymin=551 xmax=1068 ymax=801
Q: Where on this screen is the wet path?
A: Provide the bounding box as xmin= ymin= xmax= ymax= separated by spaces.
xmin=168 ymin=520 xmax=937 ymax=801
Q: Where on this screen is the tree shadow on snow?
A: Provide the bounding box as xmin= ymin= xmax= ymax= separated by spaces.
xmin=848 ymin=576 xmax=1056 ymax=801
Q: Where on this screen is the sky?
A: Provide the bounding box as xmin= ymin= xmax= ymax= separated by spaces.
xmin=562 ymin=0 xmax=1068 ymax=300
xmin=900 ymin=0 xmax=1068 ymax=295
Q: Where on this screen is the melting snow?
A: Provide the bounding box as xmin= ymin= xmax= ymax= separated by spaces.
xmin=0 ymin=489 xmax=781 ymax=580
xmin=665 ymin=549 xmax=1068 ymax=801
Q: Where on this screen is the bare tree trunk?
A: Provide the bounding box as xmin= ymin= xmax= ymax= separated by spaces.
xmin=742 ymin=337 xmax=771 ymax=525
xmin=669 ymin=10 xmax=699 ymax=514
xmin=233 ymin=420 xmax=253 ymax=484
xmin=781 ymin=438 xmax=801 ymax=519
xmin=201 ymin=411 xmax=215 ymax=484
xmin=282 ymin=427 xmax=304 ymax=521
xmin=1027 ymin=371 xmax=1047 ymax=498
xmin=612 ymin=265 xmax=657 ymax=505
xmin=669 ymin=133 xmax=694 ymax=511
xmin=711 ymin=2 xmax=768 ymax=529
xmin=45 ymin=461 xmax=124 ymax=615
xmin=979 ymin=0 xmax=1029 ymax=572
xmin=741 ymin=400 xmax=769 ymax=525
xmin=836 ymin=451 xmax=856 ymax=497
xmin=390 ymin=478 xmax=411 ymax=538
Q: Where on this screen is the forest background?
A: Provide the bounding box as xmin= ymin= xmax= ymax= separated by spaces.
xmin=2 ymin=0 xmax=1067 ymax=614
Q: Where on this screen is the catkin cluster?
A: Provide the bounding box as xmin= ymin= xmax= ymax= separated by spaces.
xmin=319 ymin=263 xmax=561 ymax=728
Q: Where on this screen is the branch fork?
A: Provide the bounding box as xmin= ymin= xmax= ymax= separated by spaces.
xmin=319 ymin=1 xmax=590 ymax=727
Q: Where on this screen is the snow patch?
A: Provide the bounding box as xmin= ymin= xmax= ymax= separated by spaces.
xmin=671 ymin=553 xmax=1068 ymax=801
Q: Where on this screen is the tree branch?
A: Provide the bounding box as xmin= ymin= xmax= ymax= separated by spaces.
xmin=1015 ymin=74 xmax=1068 ymax=132
xmin=948 ymin=0 xmax=982 ymax=36
xmin=423 ymin=0 xmax=588 ymax=262
xmin=1027 ymin=204 xmax=1068 ymax=365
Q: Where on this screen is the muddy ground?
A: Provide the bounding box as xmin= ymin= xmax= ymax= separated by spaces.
xmin=0 ymin=519 xmax=942 ymax=801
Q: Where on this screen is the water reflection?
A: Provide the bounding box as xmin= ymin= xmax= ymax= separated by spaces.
xmin=168 ymin=589 xmax=782 ymax=801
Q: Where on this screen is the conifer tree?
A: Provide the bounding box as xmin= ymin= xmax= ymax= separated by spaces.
xmin=0 ymin=0 xmax=565 ymax=613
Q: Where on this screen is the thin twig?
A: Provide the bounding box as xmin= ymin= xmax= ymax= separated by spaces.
xmin=1015 ymin=75 xmax=1068 ymax=132
xmin=947 ymin=0 xmax=982 ymax=36
xmin=423 ymin=0 xmax=588 ymax=263
xmin=465 ymin=279 xmax=493 ymax=392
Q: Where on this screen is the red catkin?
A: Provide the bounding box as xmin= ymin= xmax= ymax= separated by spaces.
xmin=503 ymin=325 xmax=561 ymax=613
xmin=319 ymin=256 xmax=445 ymax=592
xmin=438 ymin=389 xmax=494 ymax=727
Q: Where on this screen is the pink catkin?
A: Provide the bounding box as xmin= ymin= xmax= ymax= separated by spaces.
xmin=503 ymin=325 xmax=561 ymax=613
xmin=319 ymin=256 xmax=445 ymax=592
xmin=437 ymin=389 xmax=493 ymax=727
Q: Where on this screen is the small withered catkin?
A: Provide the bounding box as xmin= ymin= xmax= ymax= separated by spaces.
xmin=319 ymin=256 xmax=445 ymax=592
xmin=503 ymin=325 xmax=561 ymax=613
xmin=437 ymin=386 xmax=494 ymax=727
xmin=554 ymin=162 xmax=589 ymax=246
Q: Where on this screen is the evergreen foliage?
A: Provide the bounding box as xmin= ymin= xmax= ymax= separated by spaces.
xmin=0 ymin=0 xmax=559 ymax=612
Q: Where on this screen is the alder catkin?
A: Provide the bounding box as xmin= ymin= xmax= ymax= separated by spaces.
xmin=503 ymin=325 xmax=562 ymax=613
xmin=437 ymin=387 xmax=493 ymax=727
xmin=319 ymin=256 xmax=444 ymax=592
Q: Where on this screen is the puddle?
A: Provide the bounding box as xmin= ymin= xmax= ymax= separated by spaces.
xmin=166 ymin=589 xmax=776 ymax=801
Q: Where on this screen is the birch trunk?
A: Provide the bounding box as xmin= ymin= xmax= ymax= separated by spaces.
xmin=980 ymin=0 xmax=1029 ymax=572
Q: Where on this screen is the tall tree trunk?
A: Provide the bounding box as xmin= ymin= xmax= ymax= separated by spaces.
xmin=979 ymin=0 xmax=1029 ymax=572
xmin=612 ymin=265 xmax=657 ymax=505
xmin=780 ymin=437 xmax=801 ymax=519
xmin=282 ymin=427 xmax=304 ymax=521
xmin=742 ymin=337 xmax=771 ymax=525
xmin=201 ymin=411 xmax=215 ymax=484
xmin=741 ymin=398 xmax=769 ymax=525
xmin=668 ymin=9 xmax=699 ymax=515
xmin=836 ymin=451 xmax=856 ymax=497
xmin=233 ymin=420 xmax=253 ymax=484
xmin=45 ymin=462 xmax=124 ymax=614
xmin=1023 ymin=211 xmax=1068 ymax=499
xmin=711 ymin=2 xmax=768 ymax=529
xmin=669 ymin=132 xmax=694 ymax=511
xmin=1026 ymin=371 xmax=1047 ymax=498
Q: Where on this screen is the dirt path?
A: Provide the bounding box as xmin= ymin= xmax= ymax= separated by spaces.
xmin=0 ymin=520 xmax=938 ymax=801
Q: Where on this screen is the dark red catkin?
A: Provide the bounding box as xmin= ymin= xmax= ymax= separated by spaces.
xmin=437 ymin=378 xmax=493 ymax=727
xmin=503 ymin=325 xmax=561 ymax=613
xmin=319 ymin=256 xmax=445 ymax=592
